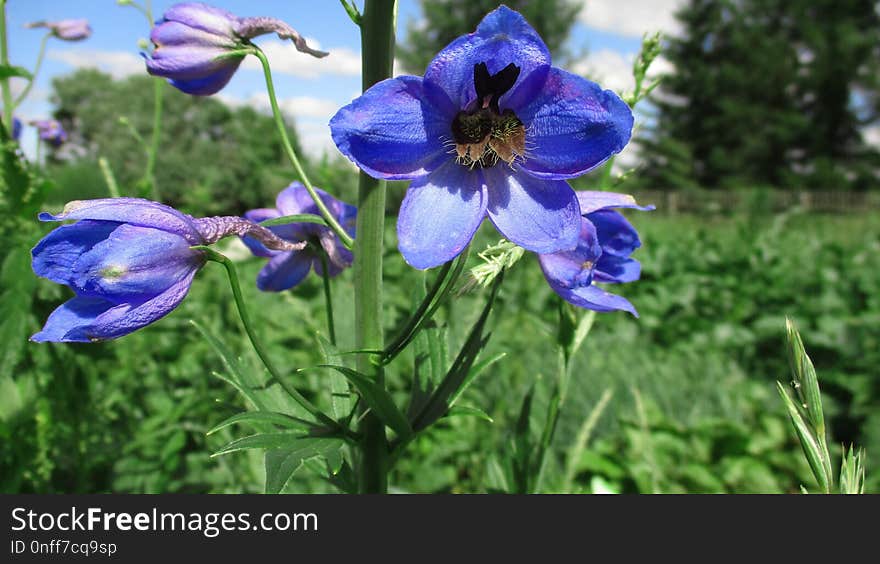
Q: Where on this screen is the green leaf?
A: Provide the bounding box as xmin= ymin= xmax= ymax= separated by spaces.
xmin=316 ymin=335 xmax=352 ymax=420
xmin=776 ymin=381 xmax=831 ymax=493
xmin=448 ymin=352 xmax=505 ymax=408
xmin=446 ymin=405 xmax=493 ymax=423
xmin=839 ymin=445 xmax=865 ymax=495
xmin=207 ymin=411 xmax=316 ymax=436
xmin=512 ymin=385 xmax=536 ymax=494
xmin=316 ymin=365 xmax=412 ymax=439
xmin=213 ymin=432 xmax=310 ymax=456
xmin=263 ymin=437 xmax=344 ymax=494
xmin=410 ymin=272 xmax=503 ymax=432
xmin=0 ymin=246 xmax=35 ymax=379
xmin=0 ymin=64 xmax=32 ymax=80
xmin=190 ymin=319 xmax=267 ymax=411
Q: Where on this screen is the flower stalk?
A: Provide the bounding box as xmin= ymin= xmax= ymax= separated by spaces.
xmin=12 ymin=33 xmax=49 ymax=108
xmin=253 ymin=47 xmax=355 ymax=250
xmin=354 ymin=0 xmax=396 ymax=494
xmin=0 ymin=0 xmax=13 ymax=130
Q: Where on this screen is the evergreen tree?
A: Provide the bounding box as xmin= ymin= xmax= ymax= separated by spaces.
xmin=397 ymin=0 xmax=582 ymax=74
xmin=640 ymin=0 xmax=879 ymax=190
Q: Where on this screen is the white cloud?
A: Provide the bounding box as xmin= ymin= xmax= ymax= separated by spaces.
xmin=578 ymin=0 xmax=686 ymax=38
xmin=48 ymin=48 xmax=143 ymax=79
xmin=241 ymin=39 xmax=360 ymax=79
xmin=571 ymin=49 xmax=672 ymax=95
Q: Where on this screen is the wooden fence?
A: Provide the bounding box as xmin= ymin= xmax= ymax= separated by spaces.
xmin=629 ymin=190 xmax=880 ymax=214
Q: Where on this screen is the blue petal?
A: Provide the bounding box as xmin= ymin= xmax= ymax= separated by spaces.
xmin=71 ymin=224 xmax=202 ymax=302
xmin=256 ymin=252 xmax=312 ymax=291
xmin=594 ymin=255 xmax=641 ymax=284
xmin=32 ymin=220 xmax=120 ymax=285
xmin=577 ymin=191 xmax=655 ymax=214
xmin=330 ymin=76 xmax=454 ymax=181
xmin=39 ymin=198 xmax=202 ymax=243
xmin=423 ymin=6 xmax=551 ymax=109
xmin=484 ymin=168 xmax=580 ymax=254
xmin=514 ymin=68 xmax=633 ymax=180
xmin=241 ymin=208 xmax=282 ymax=258
xmin=397 ymin=161 xmax=487 ymax=269
xmin=556 ymin=284 xmax=638 ymax=317
xmin=587 ymin=210 xmax=641 ymax=258
xmin=161 ymin=2 xmax=237 ymax=36
xmin=537 ymin=218 xmax=601 ymax=289
xmin=31 ymin=296 xmax=121 ymax=343
xmin=32 ymin=270 xmax=198 ymax=342
xmin=84 ymin=270 xmax=199 ymax=341
xmin=167 ymin=64 xmax=241 ymax=96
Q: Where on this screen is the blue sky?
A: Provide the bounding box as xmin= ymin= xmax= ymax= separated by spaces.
xmin=5 ymin=0 xmax=681 ymax=160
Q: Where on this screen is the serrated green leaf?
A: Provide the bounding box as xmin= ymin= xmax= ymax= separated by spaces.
xmin=316 ymin=365 xmax=412 ymax=439
xmin=263 ymin=437 xmax=344 ymax=493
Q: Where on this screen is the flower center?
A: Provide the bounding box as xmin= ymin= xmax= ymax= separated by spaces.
xmin=450 ymin=62 xmax=526 ymax=168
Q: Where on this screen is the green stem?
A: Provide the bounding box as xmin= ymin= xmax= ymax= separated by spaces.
xmin=144 ymin=78 xmax=163 ymax=200
xmin=252 ymin=47 xmax=355 ymax=250
xmin=354 ymin=0 xmax=396 ymax=494
xmin=198 ymin=247 xmax=345 ymax=435
xmin=318 ymin=252 xmax=337 ymax=346
xmin=0 ymin=1 xmax=13 ymax=130
xmin=35 ymin=138 xmax=42 ymax=165
xmin=12 ymin=33 xmax=49 ymax=108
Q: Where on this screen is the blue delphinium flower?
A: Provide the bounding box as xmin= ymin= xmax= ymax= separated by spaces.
xmin=330 ymin=6 xmax=633 ymax=269
xmin=26 ymin=19 xmax=92 ymax=41
xmin=31 ymin=119 xmax=67 ymax=147
xmin=32 ymin=198 xmax=302 ymax=342
xmin=241 ymin=182 xmax=356 ymax=292
xmin=144 ymin=2 xmax=327 ymax=96
xmin=11 ymin=117 xmax=21 ymax=141
xmin=538 ymin=192 xmax=653 ymax=316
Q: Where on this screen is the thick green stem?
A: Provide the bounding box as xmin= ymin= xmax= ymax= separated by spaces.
xmin=0 ymin=1 xmax=13 ymax=130
xmin=13 ymin=33 xmax=49 ymax=108
xmin=354 ymin=0 xmax=396 ymax=494
xmin=253 ymin=48 xmax=354 ymax=250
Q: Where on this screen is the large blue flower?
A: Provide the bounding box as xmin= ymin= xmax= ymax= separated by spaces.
xmin=32 ymin=198 xmax=303 ymax=342
xmin=538 ymin=192 xmax=653 ymax=316
xmin=145 ymin=2 xmax=327 ymax=96
xmin=330 ymin=7 xmax=633 ymax=269
xmin=241 ymin=183 xmax=356 ymax=292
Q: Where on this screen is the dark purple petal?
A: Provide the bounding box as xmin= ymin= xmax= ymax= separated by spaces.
xmin=330 ymin=76 xmax=454 ymax=180
xmin=424 ymin=6 xmax=551 ymax=110
xmin=70 ymin=225 xmax=202 ymax=303
xmin=484 ymin=168 xmax=580 ymax=254
xmin=316 ymin=230 xmax=353 ymax=275
xmin=557 ymin=284 xmax=638 ymax=317
xmin=161 ymin=2 xmax=238 ymax=36
xmin=514 ymin=68 xmax=633 ymax=180
xmin=32 ymin=220 xmax=120 ymax=286
xmin=38 ymin=198 xmax=203 ymax=243
xmin=168 ymin=67 xmax=241 ymax=96
xmin=594 ymin=255 xmax=641 ymax=284
xmin=241 ymin=208 xmax=282 ymax=257
xmin=233 ymin=17 xmax=327 ymax=57
xmin=587 ymin=210 xmax=641 ymax=258
xmin=576 ymin=191 xmax=655 ymax=214
xmin=256 ymin=252 xmax=312 ymax=292
xmin=537 ymin=218 xmax=601 ymax=289
xmin=12 ymin=117 xmax=21 ymax=141
xmin=397 ymin=161 xmax=487 ymax=269
xmin=30 ymin=296 xmax=123 ymax=343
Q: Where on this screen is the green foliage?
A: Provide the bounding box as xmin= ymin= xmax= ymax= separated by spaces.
xmin=47 ymin=69 xmax=302 ymax=214
xmin=397 ymin=0 xmax=582 ymax=74
xmin=640 ymin=0 xmax=880 ymax=190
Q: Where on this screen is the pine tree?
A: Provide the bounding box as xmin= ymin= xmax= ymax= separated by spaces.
xmin=397 ymin=0 xmax=582 ymax=75
xmin=640 ymin=0 xmax=879 ymax=190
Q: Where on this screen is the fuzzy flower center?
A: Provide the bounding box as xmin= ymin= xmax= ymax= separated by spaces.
xmin=450 ymin=62 xmax=526 ymax=168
